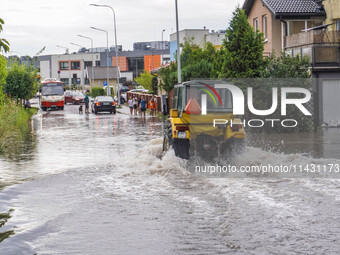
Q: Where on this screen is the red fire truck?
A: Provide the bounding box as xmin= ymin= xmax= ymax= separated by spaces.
xmin=39 ymin=78 xmax=65 ymax=111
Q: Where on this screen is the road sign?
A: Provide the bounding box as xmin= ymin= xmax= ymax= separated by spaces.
xmin=103 ymin=81 xmax=108 ymax=87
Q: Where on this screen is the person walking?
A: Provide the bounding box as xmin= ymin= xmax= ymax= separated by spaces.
xmin=128 ymin=96 xmax=134 ymax=115
xmin=140 ymin=96 xmax=147 ymax=117
xmin=148 ymin=97 xmax=156 ymax=116
xmin=133 ymin=96 xmax=138 ymax=115
xmin=84 ymin=91 xmax=90 ymax=114
xmin=137 ymin=95 xmax=142 ymax=116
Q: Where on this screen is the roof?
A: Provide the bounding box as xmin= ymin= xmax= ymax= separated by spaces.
xmin=264 ymin=0 xmax=324 ymax=14
xmin=243 ymin=0 xmax=325 ymax=17
xmin=86 ymin=66 xmax=120 ymax=79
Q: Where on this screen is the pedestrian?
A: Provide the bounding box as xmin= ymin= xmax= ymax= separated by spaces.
xmin=128 ymin=96 xmax=134 ymax=115
xmin=120 ymin=95 xmax=125 ymax=105
xmin=133 ymin=96 xmax=138 ymax=115
xmin=24 ymin=99 xmax=31 ymax=110
xmin=148 ymin=97 xmax=156 ymax=116
xmin=84 ymin=91 xmax=90 ymax=114
xmin=140 ymin=96 xmax=147 ymax=117
xmin=137 ymin=94 xmax=142 ymax=116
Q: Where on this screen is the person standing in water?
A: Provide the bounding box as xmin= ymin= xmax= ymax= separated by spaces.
xmin=128 ymin=96 xmax=134 ymax=115
xmin=140 ymin=96 xmax=147 ymax=117
xmin=84 ymin=91 xmax=90 ymax=114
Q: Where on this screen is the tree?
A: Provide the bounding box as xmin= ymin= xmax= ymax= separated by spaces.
xmin=212 ymin=8 xmax=265 ymax=78
xmin=261 ymin=53 xmax=311 ymax=78
xmin=0 ymin=18 xmax=10 ymax=53
xmin=158 ymin=42 xmax=217 ymax=92
xmin=134 ymin=70 xmax=153 ymax=91
xmin=158 ymin=62 xmax=178 ymax=92
xmin=4 ymin=63 xmax=38 ymax=101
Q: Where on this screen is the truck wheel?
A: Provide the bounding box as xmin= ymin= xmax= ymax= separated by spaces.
xmin=162 ymin=126 xmax=173 ymax=152
xmin=173 ymin=139 xmax=190 ymax=159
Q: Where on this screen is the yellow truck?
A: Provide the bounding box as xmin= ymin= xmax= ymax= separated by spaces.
xmin=163 ymin=80 xmax=246 ymax=160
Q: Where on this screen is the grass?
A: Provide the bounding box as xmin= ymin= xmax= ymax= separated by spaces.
xmin=0 ymin=100 xmax=38 ymax=155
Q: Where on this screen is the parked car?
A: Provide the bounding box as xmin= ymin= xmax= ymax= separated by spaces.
xmin=130 ymin=88 xmax=149 ymax=93
xmin=91 ymin=96 xmax=117 ymax=114
xmin=65 ymin=92 xmax=84 ymax=105
xmin=120 ymin=86 xmax=130 ymax=93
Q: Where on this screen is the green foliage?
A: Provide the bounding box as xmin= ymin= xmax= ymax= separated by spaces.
xmin=0 ymin=55 xmax=7 ymax=106
xmin=158 ymin=62 xmax=178 ymax=92
xmin=134 ymin=70 xmax=153 ymax=91
xmin=0 ymin=98 xmax=38 ymax=156
xmin=182 ymin=59 xmax=212 ymax=81
xmin=151 ymin=76 xmax=158 ymax=95
xmin=212 ymin=8 xmax=265 ymax=78
xmin=90 ymin=87 xmax=105 ymax=97
xmin=158 ymin=42 xmax=216 ymax=92
xmin=3 ymin=62 xmax=38 ymax=101
xmin=261 ymin=53 xmax=311 ymax=78
xmin=0 ymin=18 xmax=10 ymax=53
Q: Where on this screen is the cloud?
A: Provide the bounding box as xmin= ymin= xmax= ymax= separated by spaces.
xmin=2 ymin=0 xmax=244 ymax=56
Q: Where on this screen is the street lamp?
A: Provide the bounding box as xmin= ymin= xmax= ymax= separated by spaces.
xmin=78 ymin=35 xmax=94 ymax=91
xmin=70 ymin=42 xmax=84 ymax=92
xmin=175 ymin=0 xmax=181 ymax=83
xmin=90 ymin=26 xmax=110 ymax=96
xmin=90 ymin=4 xmax=120 ymax=105
xmin=56 ymin=45 xmax=70 ymax=84
xmin=161 ymin=29 xmax=165 ymax=50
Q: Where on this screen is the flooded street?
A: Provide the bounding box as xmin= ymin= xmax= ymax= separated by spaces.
xmin=1 ymin=100 xmax=340 ymax=254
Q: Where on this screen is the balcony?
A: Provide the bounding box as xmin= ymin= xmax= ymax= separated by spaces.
xmin=285 ymin=30 xmax=340 ymax=70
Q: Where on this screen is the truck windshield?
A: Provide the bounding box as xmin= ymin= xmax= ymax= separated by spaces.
xmin=41 ymin=85 xmax=64 ymax=96
xmin=186 ymin=84 xmax=233 ymax=113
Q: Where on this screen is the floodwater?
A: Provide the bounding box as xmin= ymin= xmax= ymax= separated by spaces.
xmin=0 ymin=99 xmax=340 ymax=254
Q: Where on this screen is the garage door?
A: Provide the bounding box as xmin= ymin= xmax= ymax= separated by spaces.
xmin=323 ymin=79 xmax=340 ymax=125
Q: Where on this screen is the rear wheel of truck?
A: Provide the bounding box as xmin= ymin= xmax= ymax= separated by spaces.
xmin=162 ymin=126 xmax=172 ymax=153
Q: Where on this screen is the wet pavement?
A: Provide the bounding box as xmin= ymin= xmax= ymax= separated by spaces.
xmin=0 ymin=99 xmax=340 ymax=254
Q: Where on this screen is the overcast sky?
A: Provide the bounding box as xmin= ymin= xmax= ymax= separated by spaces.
xmin=1 ymin=0 xmax=244 ymax=56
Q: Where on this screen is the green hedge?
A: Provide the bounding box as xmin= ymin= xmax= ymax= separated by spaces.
xmin=90 ymin=87 xmax=105 ymax=97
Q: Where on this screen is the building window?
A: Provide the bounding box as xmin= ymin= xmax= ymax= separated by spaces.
xmin=95 ymin=61 xmax=100 ymax=66
xmin=336 ymin=20 xmax=340 ymax=31
xmin=254 ymin=18 xmax=259 ymax=32
xmin=262 ymin=15 xmax=267 ymax=39
xmin=71 ymin=61 xmax=80 ymax=70
xmin=60 ymin=78 xmax=69 ymax=85
xmin=84 ymin=61 xmax=93 ymax=68
xmin=60 ymin=61 xmax=69 ymax=70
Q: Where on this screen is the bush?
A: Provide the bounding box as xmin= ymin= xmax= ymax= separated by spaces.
xmin=3 ymin=62 xmax=38 ymax=101
xmin=90 ymin=87 xmax=105 ymax=97
xmin=0 ymin=98 xmax=38 ymax=155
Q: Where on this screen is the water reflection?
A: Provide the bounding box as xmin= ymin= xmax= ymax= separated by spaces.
xmin=0 ymin=124 xmax=37 ymax=162
xmin=247 ymin=128 xmax=340 ymax=159
xmin=0 ymin=209 xmax=14 ymax=243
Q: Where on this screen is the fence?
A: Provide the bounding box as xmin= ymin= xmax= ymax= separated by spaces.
xmin=126 ymin=92 xmax=162 ymax=113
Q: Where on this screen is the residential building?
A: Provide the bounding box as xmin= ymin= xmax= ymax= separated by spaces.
xmin=39 ymin=41 xmax=170 ymax=86
xmin=86 ymin=66 xmax=121 ymax=88
xmin=38 ymin=52 xmax=101 ymax=86
xmin=100 ymin=47 xmax=170 ymax=77
xmin=243 ymin=0 xmax=325 ymax=56
xmin=133 ymin=41 xmax=170 ymax=51
xmin=323 ymin=0 xmax=340 ymax=31
xmin=244 ymin=0 xmax=340 ymax=127
xmin=169 ymin=29 xmax=226 ymax=61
